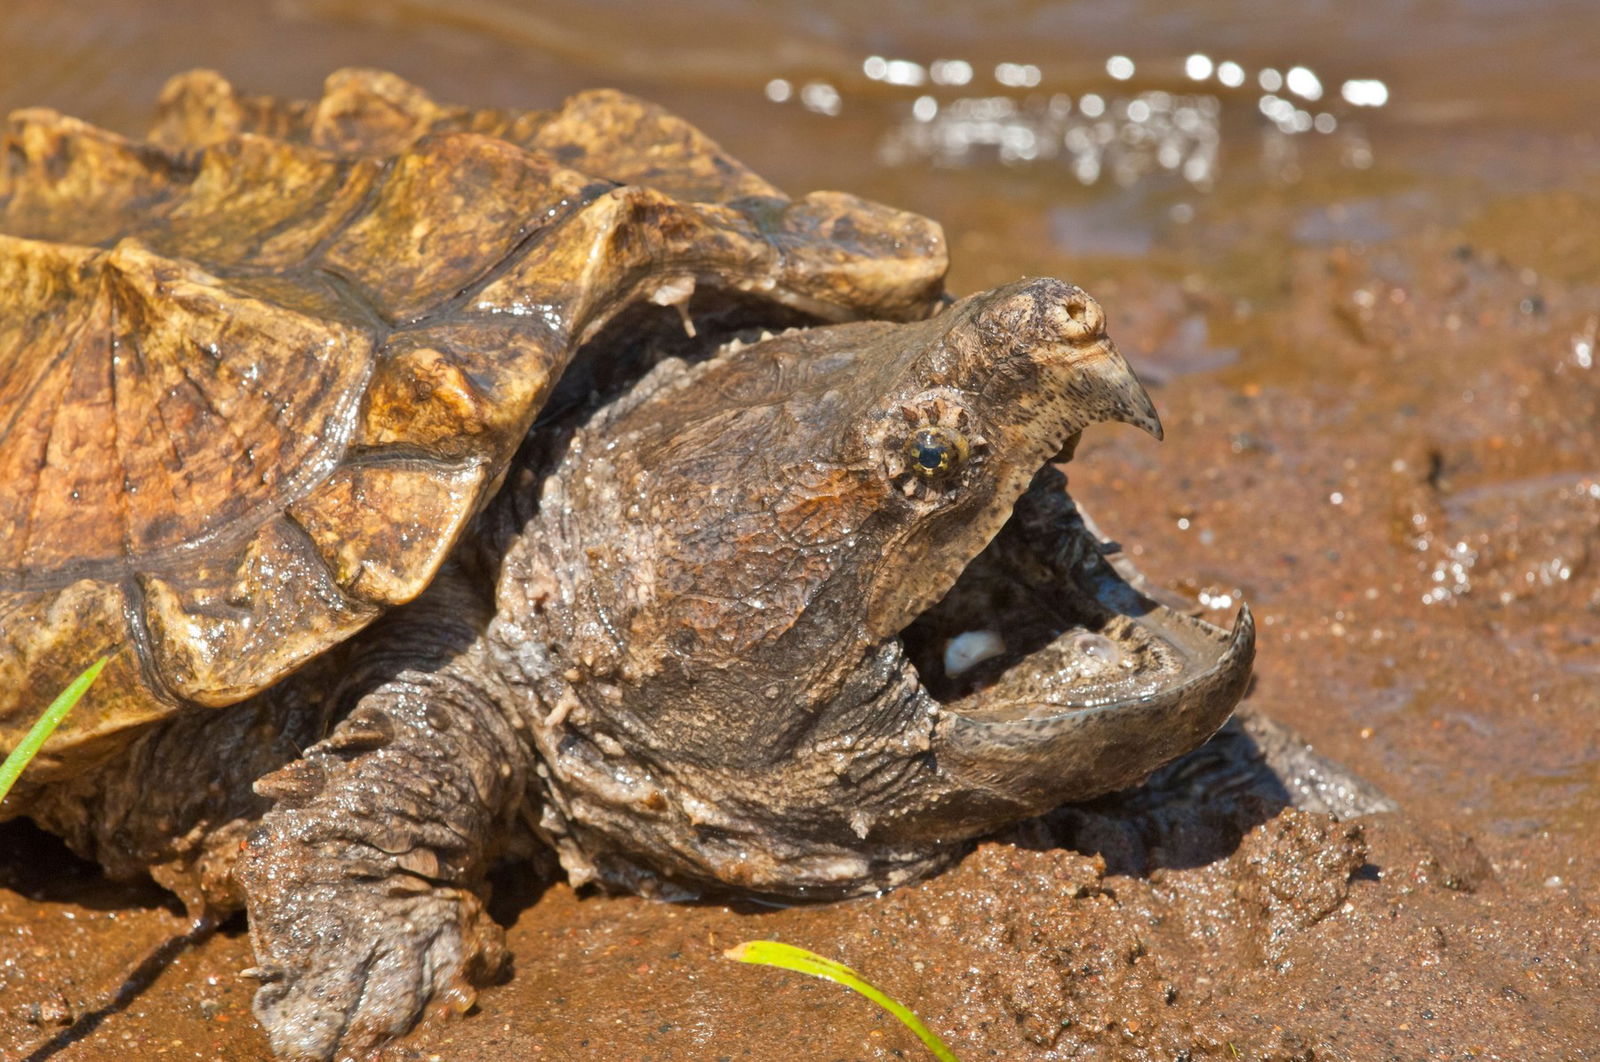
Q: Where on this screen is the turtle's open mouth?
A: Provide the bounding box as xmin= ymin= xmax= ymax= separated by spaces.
xmin=900 ymin=457 xmax=1252 ymax=720
xmin=892 ymin=445 xmax=1254 ymax=809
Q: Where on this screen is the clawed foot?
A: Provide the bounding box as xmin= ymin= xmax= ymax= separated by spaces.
xmin=238 ymin=822 xmax=508 ymax=1061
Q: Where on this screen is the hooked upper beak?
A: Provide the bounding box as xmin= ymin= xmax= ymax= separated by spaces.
xmin=1030 ymin=278 xmax=1164 ymax=442
xmin=966 ymin=277 xmax=1164 ymax=442
xmin=1064 ymin=332 xmax=1164 ymax=441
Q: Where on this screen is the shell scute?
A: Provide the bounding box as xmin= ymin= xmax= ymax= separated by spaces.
xmin=1 ymin=109 xmax=190 ymax=245
xmin=356 ymin=322 xmax=553 ymax=460
xmin=0 ymin=236 xmax=374 ymax=574
xmin=0 ymin=581 xmax=157 ymax=784
xmin=320 ymin=132 xmax=606 ymax=323
xmin=288 ymin=459 xmax=489 ymax=606
xmin=138 ymin=515 xmax=380 ymax=709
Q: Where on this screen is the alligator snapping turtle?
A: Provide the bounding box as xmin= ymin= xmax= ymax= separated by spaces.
xmin=0 ymin=71 xmax=1253 ymax=1057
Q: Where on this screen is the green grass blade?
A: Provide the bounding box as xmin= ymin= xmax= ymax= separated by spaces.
xmin=0 ymin=657 xmax=108 ymax=804
xmin=725 ymin=939 xmax=960 ymax=1062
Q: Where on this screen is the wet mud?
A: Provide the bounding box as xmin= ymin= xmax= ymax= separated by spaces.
xmin=1 ymin=1 xmax=1596 ymax=1059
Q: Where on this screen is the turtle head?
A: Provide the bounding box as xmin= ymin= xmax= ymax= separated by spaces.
xmin=507 ymin=278 xmax=1253 ymax=897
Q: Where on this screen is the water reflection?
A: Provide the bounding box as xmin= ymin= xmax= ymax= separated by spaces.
xmin=1571 ymin=318 xmax=1596 ymax=371
xmin=880 ymin=89 xmax=1222 ymax=188
xmin=762 ymin=51 xmax=1390 ymax=191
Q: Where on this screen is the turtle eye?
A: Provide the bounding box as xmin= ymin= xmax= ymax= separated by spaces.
xmin=906 ymin=426 xmax=969 ymax=479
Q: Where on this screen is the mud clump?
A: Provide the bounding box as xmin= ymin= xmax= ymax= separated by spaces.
xmin=927 ymin=813 xmax=1366 ymax=1060
xmin=1229 ymin=812 xmax=1367 ymax=964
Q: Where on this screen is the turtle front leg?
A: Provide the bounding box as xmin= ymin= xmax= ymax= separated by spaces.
xmin=236 ymin=597 xmax=534 ymax=1061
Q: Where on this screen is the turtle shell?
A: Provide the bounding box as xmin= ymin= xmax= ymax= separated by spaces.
xmin=0 ymin=69 xmax=946 ymax=783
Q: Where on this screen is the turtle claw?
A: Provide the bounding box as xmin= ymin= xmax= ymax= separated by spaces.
xmin=239 ymin=964 xmax=285 ymax=983
xmin=241 ymin=845 xmax=507 ymax=1061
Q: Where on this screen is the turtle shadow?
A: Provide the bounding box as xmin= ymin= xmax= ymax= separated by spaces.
xmin=484 ymin=852 xmax=561 ymax=929
xmin=0 ymin=818 xmax=179 ymax=913
xmin=1004 ymin=705 xmax=1396 ymax=879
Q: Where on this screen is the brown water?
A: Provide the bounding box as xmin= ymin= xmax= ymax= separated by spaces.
xmin=1 ymin=1 xmax=1597 ymax=1059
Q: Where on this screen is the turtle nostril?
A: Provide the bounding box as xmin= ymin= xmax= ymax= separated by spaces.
xmin=1037 ymin=287 xmax=1105 ymax=343
xmin=1062 ymin=292 xmax=1104 ymax=336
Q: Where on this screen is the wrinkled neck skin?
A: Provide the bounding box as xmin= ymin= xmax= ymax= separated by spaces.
xmin=488 ymin=329 xmax=963 ymax=896
xmin=485 ymin=279 xmax=1252 ymax=899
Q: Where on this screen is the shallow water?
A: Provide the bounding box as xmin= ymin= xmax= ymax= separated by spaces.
xmin=2 ymin=2 xmax=1597 ymax=1058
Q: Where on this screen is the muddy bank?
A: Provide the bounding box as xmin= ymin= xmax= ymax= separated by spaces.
xmin=2 ymin=1 xmax=1597 ymax=1059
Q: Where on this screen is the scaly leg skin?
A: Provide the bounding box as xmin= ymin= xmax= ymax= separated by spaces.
xmin=19 ymin=676 xmax=338 ymax=917
xmin=236 ymin=573 xmax=535 ymax=1061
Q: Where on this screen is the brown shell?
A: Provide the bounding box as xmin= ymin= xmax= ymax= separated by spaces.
xmin=0 ymin=69 xmax=946 ymax=781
